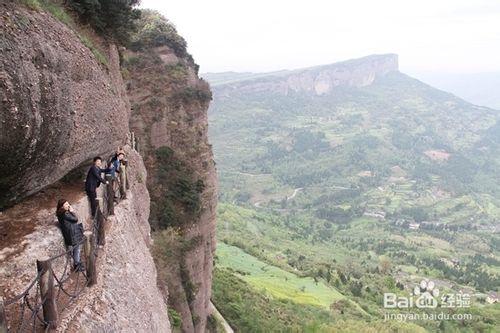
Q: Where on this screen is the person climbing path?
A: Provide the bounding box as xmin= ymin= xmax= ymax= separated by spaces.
xmin=85 ymin=156 xmax=110 ymax=217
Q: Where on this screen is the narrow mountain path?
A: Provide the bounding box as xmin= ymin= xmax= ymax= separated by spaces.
xmin=287 ymin=187 xmax=303 ymax=201
xmin=209 ymin=302 xmax=234 ymax=333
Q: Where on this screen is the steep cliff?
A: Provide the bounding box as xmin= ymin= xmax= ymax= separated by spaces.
xmin=0 ymin=1 xmax=188 ymax=332
xmin=61 ymin=149 xmax=171 ymax=332
xmin=1 ymin=3 xmax=217 ymax=332
xmin=207 ymin=54 xmax=399 ymax=96
xmin=0 ymin=147 xmax=171 ymax=332
xmin=0 ymin=1 xmax=130 ymax=208
xmin=125 ymin=10 xmax=217 ymax=332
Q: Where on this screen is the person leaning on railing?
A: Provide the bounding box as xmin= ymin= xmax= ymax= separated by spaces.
xmin=56 ymin=199 xmax=85 ymax=272
xmin=85 ymin=156 xmax=110 ymax=217
xmin=107 ymin=150 xmax=125 ymax=202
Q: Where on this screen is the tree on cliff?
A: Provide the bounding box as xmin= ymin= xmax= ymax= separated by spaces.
xmin=68 ymin=0 xmax=141 ymax=43
xmin=129 ymin=9 xmax=196 ymax=67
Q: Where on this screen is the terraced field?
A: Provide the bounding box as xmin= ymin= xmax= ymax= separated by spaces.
xmin=216 ymin=242 xmax=346 ymax=309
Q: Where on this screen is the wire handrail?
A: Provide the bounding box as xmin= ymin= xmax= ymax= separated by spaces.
xmin=1 ymin=205 xmax=105 ymax=333
xmin=1 ymin=159 xmax=129 ymax=332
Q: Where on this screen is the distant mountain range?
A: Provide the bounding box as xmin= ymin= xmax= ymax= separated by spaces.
xmin=204 ymin=58 xmax=500 ymax=110
xmin=203 ymin=54 xmax=399 ymax=93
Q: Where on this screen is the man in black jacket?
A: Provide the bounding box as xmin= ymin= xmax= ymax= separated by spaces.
xmin=85 ymin=156 xmax=110 ymax=217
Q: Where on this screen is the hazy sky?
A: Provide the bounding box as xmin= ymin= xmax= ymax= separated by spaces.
xmin=140 ymin=0 xmax=500 ymax=74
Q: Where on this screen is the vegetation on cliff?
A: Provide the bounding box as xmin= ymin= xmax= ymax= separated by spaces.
xmin=129 ymin=9 xmax=196 ymax=67
xmin=22 ymin=0 xmax=140 ymax=44
xmin=68 ymin=0 xmax=140 ymax=43
xmin=155 ymin=146 xmax=205 ymax=229
xmin=124 ymin=9 xmax=216 ymax=332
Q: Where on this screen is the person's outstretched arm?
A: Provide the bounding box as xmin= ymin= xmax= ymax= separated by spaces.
xmin=92 ymin=166 xmax=107 ymax=183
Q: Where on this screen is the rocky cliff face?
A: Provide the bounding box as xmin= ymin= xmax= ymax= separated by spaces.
xmin=0 ymin=3 xmax=171 ymax=330
xmin=212 ymin=54 xmax=399 ymax=96
xmin=1 ymin=3 xmax=217 ymax=332
xmin=0 ymin=2 xmax=130 ymax=208
xmin=62 ymin=149 xmax=171 ymax=332
xmin=0 ymin=148 xmax=171 ymax=332
xmin=125 ymin=14 xmax=217 ymax=331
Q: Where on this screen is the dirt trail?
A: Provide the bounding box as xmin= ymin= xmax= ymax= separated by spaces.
xmin=0 ymin=183 xmax=90 ymax=304
xmin=0 ymin=180 xmax=85 ymax=259
xmin=210 ymin=302 xmax=234 ymax=333
xmin=224 ymin=171 xmax=272 ymax=178
xmin=1 ymin=149 xmax=171 ymax=332
xmin=287 ymin=187 xmax=303 ymax=201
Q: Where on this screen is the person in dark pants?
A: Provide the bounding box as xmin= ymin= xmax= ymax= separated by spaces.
xmin=85 ymin=156 xmax=110 ymax=217
xmin=56 ymin=199 xmax=84 ymax=271
xmin=108 ymin=152 xmax=125 ymax=201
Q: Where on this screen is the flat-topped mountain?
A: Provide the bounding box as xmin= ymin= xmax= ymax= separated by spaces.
xmin=204 ymin=54 xmax=398 ymax=95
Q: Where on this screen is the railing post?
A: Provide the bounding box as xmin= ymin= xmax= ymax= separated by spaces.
xmin=83 ymin=231 xmax=97 ymax=286
xmin=97 ymin=208 xmax=106 ymax=247
xmin=0 ymin=297 xmax=7 ymax=333
xmin=119 ymin=163 xmax=128 ymax=197
xmin=105 ymin=174 xmax=114 ymax=216
xmin=96 ymin=197 xmax=103 ymax=217
xmin=36 ymin=259 xmax=58 ymax=330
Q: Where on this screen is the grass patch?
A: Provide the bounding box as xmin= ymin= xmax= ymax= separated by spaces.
xmin=213 ymin=267 xmax=425 ymax=333
xmin=21 ymin=0 xmax=108 ymax=66
xmin=20 ymin=0 xmax=41 ymax=10
xmin=78 ymin=34 xmax=108 ymax=66
xmin=216 ymin=242 xmax=345 ymax=309
xmin=41 ymin=0 xmax=72 ymax=26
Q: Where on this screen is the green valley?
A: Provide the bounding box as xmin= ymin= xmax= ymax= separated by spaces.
xmin=207 ymin=55 xmax=500 ymax=332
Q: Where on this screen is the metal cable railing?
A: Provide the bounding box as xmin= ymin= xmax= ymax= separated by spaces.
xmin=0 ymin=158 xmax=131 ymax=332
xmin=1 ymin=204 xmax=106 ymax=333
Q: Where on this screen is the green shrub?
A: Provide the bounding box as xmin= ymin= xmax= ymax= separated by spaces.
xmin=68 ymin=0 xmax=140 ymax=44
xmin=158 ymin=199 xmax=175 ymax=229
xmin=180 ymin=262 xmax=197 ymax=304
xmin=42 ymin=0 xmax=73 ymax=26
xmin=172 ymin=178 xmax=203 ymax=212
xmin=168 ymin=308 xmax=182 ymax=328
xmin=129 ymin=10 xmax=187 ymax=55
xmin=123 ymin=55 xmax=141 ymax=67
xmin=173 ymin=86 xmax=212 ymax=105
xmin=206 ymin=314 xmax=218 ymax=331
xmin=153 ymin=146 xmax=205 ymax=230
xmin=165 ymin=63 xmax=188 ymax=81
xmin=156 ymin=146 xmax=174 ymax=165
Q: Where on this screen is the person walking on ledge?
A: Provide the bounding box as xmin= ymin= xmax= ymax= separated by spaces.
xmin=56 ymin=199 xmax=84 ymax=271
xmin=85 ymin=156 xmax=110 ymax=217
